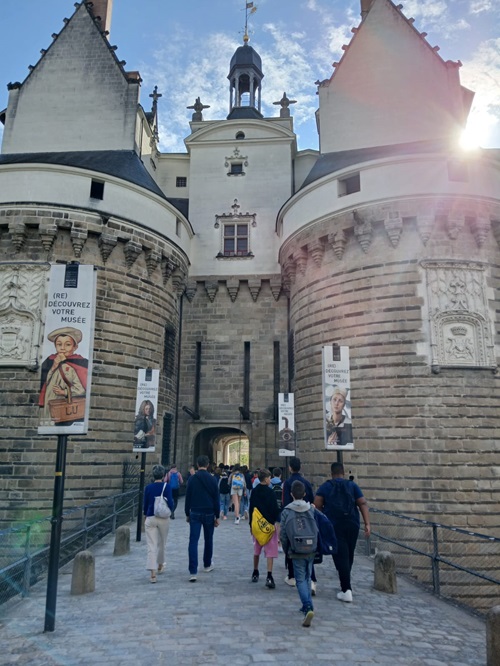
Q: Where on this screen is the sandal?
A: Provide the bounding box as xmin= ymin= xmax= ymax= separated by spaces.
xmin=158 ymin=563 xmax=165 ymax=574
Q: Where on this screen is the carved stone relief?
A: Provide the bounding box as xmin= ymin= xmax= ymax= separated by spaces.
xmin=422 ymin=260 xmax=496 ymax=369
xmin=0 ymin=264 xmax=49 ymax=368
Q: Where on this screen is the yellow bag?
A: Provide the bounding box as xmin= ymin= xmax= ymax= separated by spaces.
xmin=251 ymin=507 xmax=275 ymax=546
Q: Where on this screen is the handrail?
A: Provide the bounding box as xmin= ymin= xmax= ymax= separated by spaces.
xmin=0 ymin=489 xmax=140 ymax=605
xmin=366 ymin=507 xmax=500 ymax=615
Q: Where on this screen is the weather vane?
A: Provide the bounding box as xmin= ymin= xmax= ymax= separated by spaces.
xmin=243 ymin=1 xmax=257 ymax=43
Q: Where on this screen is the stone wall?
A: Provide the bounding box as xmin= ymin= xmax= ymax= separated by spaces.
xmin=176 ymin=275 xmax=289 ymax=472
xmin=281 ymin=198 xmax=500 ymax=535
xmin=0 ymin=205 xmax=188 ymax=525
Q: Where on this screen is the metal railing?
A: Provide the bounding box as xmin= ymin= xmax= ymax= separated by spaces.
xmin=363 ymin=507 xmax=500 ymax=615
xmin=0 ymin=489 xmax=140 ymax=606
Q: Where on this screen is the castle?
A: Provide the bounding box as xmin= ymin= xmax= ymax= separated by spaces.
xmin=1 ymin=0 xmax=499 ymax=535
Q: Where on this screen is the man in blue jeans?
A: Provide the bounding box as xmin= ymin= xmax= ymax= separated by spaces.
xmin=185 ymin=455 xmax=220 ymax=582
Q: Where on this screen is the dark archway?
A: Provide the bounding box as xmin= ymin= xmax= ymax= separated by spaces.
xmin=193 ymin=426 xmax=249 ymax=465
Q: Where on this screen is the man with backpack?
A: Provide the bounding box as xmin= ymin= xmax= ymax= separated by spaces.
xmin=283 ymin=457 xmax=317 ymax=593
xmin=166 ymin=464 xmax=183 ymax=519
xmin=280 ymin=480 xmax=318 ymax=627
xmin=314 ymin=462 xmax=370 ymax=603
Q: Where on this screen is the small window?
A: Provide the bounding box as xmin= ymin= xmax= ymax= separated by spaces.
xmin=223 ymin=223 xmax=248 ymax=255
xmin=448 ymin=160 xmax=469 ymax=182
xmin=176 ymin=176 xmax=187 ymax=188
xmin=338 ymin=173 xmax=360 ymax=197
xmin=235 ymin=131 xmax=245 ymax=140
xmin=230 ymin=163 xmax=243 ymax=175
xmin=90 ymin=180 xmax=104 ymax=200
xmin=176 ymin=218 xmax=181 ymax=237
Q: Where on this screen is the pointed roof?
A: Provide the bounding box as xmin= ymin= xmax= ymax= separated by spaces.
xmin=316 ymin=0 xmax=474 ymax=154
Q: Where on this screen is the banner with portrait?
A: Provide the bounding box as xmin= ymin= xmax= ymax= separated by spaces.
xmin=278 ymin=392 xmax=295 ymax=457
xmin=133 ymin=369 xmax=159 ymax=452
xmin=38 ymin=264 xmax=96 ymax=435
xmin=322 ymin=345 xmax=354 ymax=450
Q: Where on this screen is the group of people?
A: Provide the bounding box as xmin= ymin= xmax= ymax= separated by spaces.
xmin=143 ymin=455 xmax=370 ymax=627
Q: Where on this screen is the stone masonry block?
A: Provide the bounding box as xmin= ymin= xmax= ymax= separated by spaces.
xmin=374 ymin=551 xmax=397 ymax=594
xmin=71 ymin=550 xmax=95 ymax=595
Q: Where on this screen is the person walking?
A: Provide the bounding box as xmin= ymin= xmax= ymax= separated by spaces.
xmin=143 ymin=464 xmax=174 ymax=583
xmin=218 ymin=468 xmax=231 ymax=519
xmin=165 ymin=464 xmax=183 ymax=519
xmin=314 ymin=462 xmax=370 ymax=602
xmin=185 ymin=455 xmax=220 ymax=582
xmin=282 ymin=457 xmax=317 ymax=593
xmin=280 ymin=480 xmax=318 ymax=627
xmin=229 ymin=464 xmax=246 ymax=524
xmin=249 ymin=468 xmax=280 ymax=589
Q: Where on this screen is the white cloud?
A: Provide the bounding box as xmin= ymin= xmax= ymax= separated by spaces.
xmin=469 ymin=0 xmax=493 ymax=14
xmin=400 ymin=0 xmax=448 ymax=21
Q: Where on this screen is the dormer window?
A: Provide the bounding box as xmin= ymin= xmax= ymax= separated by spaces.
xmin=338 ymin=173 xmax=360 ymax=197
xmin=225 ymin=147 xmax=248 ymax=176
xmin=235 ymin=131 xmax=245 ymax=140
xmin=215 ymin=199 xmax=256 ymax=259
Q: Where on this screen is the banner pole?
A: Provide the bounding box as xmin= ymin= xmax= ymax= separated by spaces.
xmin=136 ymin=452 xmax=147 ymax=542
xmin=44 ymin=434 xmax=68 ymax=633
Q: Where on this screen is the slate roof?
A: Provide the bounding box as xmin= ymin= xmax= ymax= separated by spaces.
xmin=302 ymin=139 xmax=459 ymax=188
xmin=0 ymin=150 xmax=188 ymax=216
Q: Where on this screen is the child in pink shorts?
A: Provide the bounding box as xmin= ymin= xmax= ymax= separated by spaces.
xmin=249 ymin=468 xmax=281 ymax=588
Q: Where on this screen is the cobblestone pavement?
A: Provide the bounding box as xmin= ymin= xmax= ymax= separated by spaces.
xmin=0 ymin=498 xmax=486 ymax=665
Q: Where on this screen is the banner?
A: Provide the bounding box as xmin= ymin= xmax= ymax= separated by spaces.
xmin=38 ymin=264 xmax=96 ymax=435
xmin=322 ymin=345 xmax=354 ymax=450
xmin=133 ymin=369 xmax=160 ymax=452
xmin=278 ymin=392 xmax=295 ymax=457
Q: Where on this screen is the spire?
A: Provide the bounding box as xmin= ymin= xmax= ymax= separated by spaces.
xmin=243 ymin=2 xmax=257 ymax=44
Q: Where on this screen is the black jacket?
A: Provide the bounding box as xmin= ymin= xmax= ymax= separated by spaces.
xmin=249 ymin=483 xmax=280 ymax=525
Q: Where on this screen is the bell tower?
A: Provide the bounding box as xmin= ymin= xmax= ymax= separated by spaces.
xmin=227 ymin=34 xmax=264 ymax=120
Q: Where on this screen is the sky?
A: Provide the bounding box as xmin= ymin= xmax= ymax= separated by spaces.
xmin=0 ymin=0 xmax=499 ymax=153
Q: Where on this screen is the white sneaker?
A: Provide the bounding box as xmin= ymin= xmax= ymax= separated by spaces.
xmin=337 ymin=590 xmax=353 ymax=602
xmin=284 ymin=576 xmax=296 ymax=587
xmin=235 ymin=517 xmax=240 ymax=524
xmin=203 ymin=565 xmax=214 ymax=573
xmin=311 ymin=581 xmax=317 ymax=596
xmin=278 ymin=545 xmax=283 ymax=553
xmin=189 ymin=574 xmax=197 ymax=582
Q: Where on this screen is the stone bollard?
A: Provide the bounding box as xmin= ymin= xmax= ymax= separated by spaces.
xmin=487 ymin=605 xmax=500 ymax=666
xmin=113 ymin=525 xmax=130 ymax=556
xmin=374 ymin=550 xmax=397 ymax=594
xmin=70 ymin=550 xmax=95 ymax=595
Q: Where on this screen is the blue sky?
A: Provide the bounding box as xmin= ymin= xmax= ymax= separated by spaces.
xmin=1 ymin=0 xmax=499 ymax=152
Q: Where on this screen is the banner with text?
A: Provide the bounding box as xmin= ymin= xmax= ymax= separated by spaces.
xmin=278 ymin=392 xmax=296 ymax=457
xmin=133 ymin=369 xmax=160 ymax=452
xmin=38 ymin=264 xmax=96 ymax=435
xmin=322 ymin=345 xmax=354 ymax=450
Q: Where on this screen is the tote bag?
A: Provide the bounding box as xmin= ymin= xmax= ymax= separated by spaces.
xmin=154 ymin=483 xmax=171 ymax=518
xmin=251 ymin=507 xmax=275 ymax=546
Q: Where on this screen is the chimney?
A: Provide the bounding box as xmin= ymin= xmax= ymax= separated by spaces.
xmin=89 ymin=0 xmax=113 ymax=33
xmin=360 ymin=0 xmax=373 ymax=19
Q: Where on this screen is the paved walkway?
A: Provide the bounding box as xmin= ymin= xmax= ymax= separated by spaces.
xmin=0 ymin=498 xmax=486 ymax=665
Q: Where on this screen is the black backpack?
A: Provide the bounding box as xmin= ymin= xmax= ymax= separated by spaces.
xmin=271 ymin=481 xmax=283 ymax=510
xmin=219 ymin=476 xmax=230 ymax=494
xmin=325 ymin=479 xmax=356 ymax=522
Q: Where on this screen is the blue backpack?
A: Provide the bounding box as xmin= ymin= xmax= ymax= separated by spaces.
xmin=169 ymin=472 xmax=180 ymax=490
xmin=314 ymin=509 xmax=338 ymax=556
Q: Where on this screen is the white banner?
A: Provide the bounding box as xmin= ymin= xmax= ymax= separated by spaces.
xmin=133 ymin=369 xmax=160 ymax=452
xmin=38 ymin=264 xmax=96 ymax=435
xmin=322 ymin=345 xmax=354 ymax=450
xmin=278 ymin=392 xmax=296 ymax=457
